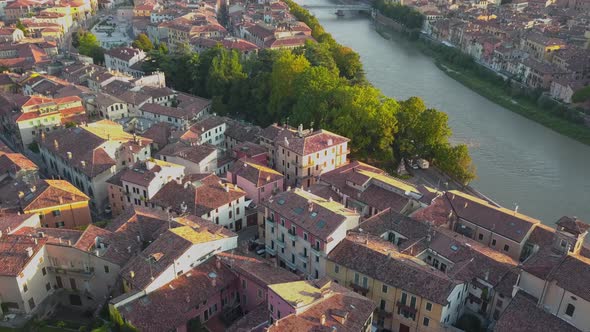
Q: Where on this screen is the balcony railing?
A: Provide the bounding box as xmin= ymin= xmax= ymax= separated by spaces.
xmin=47 ymin=266 xmax=95 ymax=278
xmin=285 ymin=260 xmax=297 ymax=270
xmin=287 ymin=230 xmax=297 ymax=241
xmin=276 ymin=238 xmax=285 ymax=247
xmin=377 ymin=309 xmax=393 ymax=318
xmin=310 ymin=245 xmax=322 ymax=256
xmin=396 ymin=302 xmax=418 ymax=315
xmin=266 ymin=218 xmax=275 ymax=225
xmin=266 ymin=246 xmax=276 ymax=255
xmin=298 ymin=252 xmax=308 ymax=262
xmin=350 ymin=282 xmax=369 ymax=295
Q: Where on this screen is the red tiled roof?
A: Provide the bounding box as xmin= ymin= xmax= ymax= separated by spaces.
xmin=277 ymin=129 xmax=349 ymax=156
xmin=0 ymin=234 xmax=47 ymax=276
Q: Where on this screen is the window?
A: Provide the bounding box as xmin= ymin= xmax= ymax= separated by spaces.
xmin=401 ymin=292 xmax=407 ymax=305
xmin=478 ymin=233 xmax=483 ymax=240
xmin=104 ymin=266 xmax=110 ymax=273
xmin=23 ymin=283 xmax=28 ymax=292
xmin=257 ymin=289 xmax=263 ymax=299
xmin=28 ymin=298 xmax=35 ymax=310
xmin=423 ymin=317 xmax=430 ymax=327
xmin=270 ymin=304 xmax=274 ymax=313
xmin=492 ymin=239 xmax=497 ymax=246
xmin=42 ymin=267 xmax=47 ymax=276
xmin=565 ymin=304 xmax=575 ymax=317
xmin=334 ymin=265 xmax=339 ymax=273
xmin=52 ymin=210 xmax=61 ymax=216
xmin=242 ymin=279 xmax=247 ymax=289
xmin=46 ymin=282 xmax=51 ymax=291
xmin=380 ymin=299 xmax=386 ymax=310
xmin=382 ymin=285 xmax=388 ymax=293
xmin=303 ymin=232 xmax=308 ymax=241
xmin=426 ymin=302 xmax=432 ymax=311
xmin=410 ymin=296 xmax=417 ymax=308
xmin=315 ymin=255 xmax=319 ymax=263
xmin=362 ymin=276 xmax=368 ymax=288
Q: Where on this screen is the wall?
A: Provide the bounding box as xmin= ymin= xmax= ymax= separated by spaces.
xmin=29 ymin=201 xmax=92 ymax=229
xmin=543 ymin=282 xmax=590 ymax=331
xmin=267 ymin=287 xmax=296 ymax=322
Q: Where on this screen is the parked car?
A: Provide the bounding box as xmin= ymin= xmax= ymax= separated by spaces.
xmin=417 ymin=158 xmax=430 ymax=169
xmin=256 ymin=247 xmax=266 ymax=256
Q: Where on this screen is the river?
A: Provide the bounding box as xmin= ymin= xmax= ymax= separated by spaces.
xmin=298 ymin=1 xmax=590 ymax=224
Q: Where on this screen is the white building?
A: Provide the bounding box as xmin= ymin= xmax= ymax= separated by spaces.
xmin=120 ymin=159 xmax=185 ymax=207
xmin=104 ymin=47 xmax=147 ymax=77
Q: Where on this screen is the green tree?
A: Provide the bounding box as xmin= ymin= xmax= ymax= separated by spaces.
xmin=572 ymin=86 xmax=590 ymax=103
xmin=331 ymin=45 xmax=364 ymax=81
xmin=77 ymin=31 xmax=104 ymax=64
xmin=16 ymin=20 xmax=29 ymax=37
xmin=435 ymin=144 xmax=476 ymax=185
xmin=268 ymin=51 xmax=310 ymax=120
xmin=132 ymin=33 xmax=154 ymax=51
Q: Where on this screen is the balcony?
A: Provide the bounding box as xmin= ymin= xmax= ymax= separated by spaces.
xmin=277 ymin=238 xmax=285 ymax=247
xmin=266 ymin=246 xmax=276 ymax=255
xmin=349 ymin=282 xmax=369 ymax=295
xmin=285 ymin=260 xmax=297 ymax=270
xmin=396 ymin=302 xmax=418 ymax=315
xmin=47 ymin=266 xmax=95 ymax=278
xmin=310 ymin=245 xmax=322 ymax=256
xmin=287 ymin=230 xmax=297 ymax=241
xmin=298 ymin=252 xmax=308 ymax=262
xmin=266 ymin=218 xmax=275 ymax=226
xmin=377 ymin=309 xmax=393 ymax=319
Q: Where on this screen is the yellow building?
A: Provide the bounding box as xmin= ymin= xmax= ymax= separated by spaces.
xmin=326 ymin=234 xmax=467 ymax=332
xmin=20 ymin=179 xmax=92 ymax=229
xmin=523 ymin=32 xmax=566 ymax=61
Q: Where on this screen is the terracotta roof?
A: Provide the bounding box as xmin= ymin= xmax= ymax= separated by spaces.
xmin=21 ymin=179 xmax=89 ymax=212
xmin=229 ymin=158 xmax=283 ymax=188
xmin=0 ymin=213 xmax=39 ymax=235
xmin=218 ymin=252 xmax=299 ymax=287
xmin=0 ymin=234 xmax=47 ymax=276
xmin=0 ymin=153 xmax=38 ymax=174
xmin=328 ymin=234 xmax=459 ymax=305
xmin=226 ymin=303 xmax=268 ymax=332
xmin=268 ymin=279 xmax=376 ymax=332
xmin=151 ymin=173 xmax=245 ymax=217
xmin=265 ymin=188 xmax=358 ymax=241
xmin=277 ymin=129 xmax=349 ymax=156
xmin=157 ymin=141 xmax=216 ymax=165
xmin=356 ymin=210 xmax=429 ymax=249
xmin=495 ymin=291 xmax=580 ymax=332
xmin=140 ymin=122 xmax=173 ymax=148
xmin=118 ymin=258 xmax=237 ymax=331
xmin=445 ymin=191 xmax=539 ymax=242
xmin=549 ymin=254 xmax=590 ymax=302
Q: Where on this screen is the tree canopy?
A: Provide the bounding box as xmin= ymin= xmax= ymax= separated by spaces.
xmin=75 ymin=30 xmax=104 ymax=64
xmin=373 ymin=0 xmax=425 ymax=30
xmin=132 ymin=33 xmax=154 ymax=52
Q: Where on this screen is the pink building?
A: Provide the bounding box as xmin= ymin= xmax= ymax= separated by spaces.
xmin=218 ymin=253 xmax=299 ymax=314
xmin=267 ymin=278 xmax=375 ymax=330
xmin=232 ymin=142 xmax=268 ymax=166
xmin=226 ymin=158 xmax=283 ymax=205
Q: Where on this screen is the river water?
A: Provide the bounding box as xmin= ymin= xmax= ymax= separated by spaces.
xmin=298 ymin=1 xmax=590 ymax=224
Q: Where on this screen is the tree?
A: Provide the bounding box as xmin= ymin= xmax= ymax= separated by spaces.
xmin=76 ymin=31 xmax=104 ymax=64
xmin=132 ymin=33 xmax=154 ymax=51
xmin=572 ymin=86 xmax=590 ymax=103
xmin=435 ymin=144 xmax=476 ymax=185
xmin=16 ymin=20 xmax=29 ymax=37
xmin=268 ymin=51 xmax=310 ymax=120
xmin=331 ymin=45 xmax=364 ymax=81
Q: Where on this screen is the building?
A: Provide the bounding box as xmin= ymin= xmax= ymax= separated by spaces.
xmin=413 ymin=190 xmax=540 ymax=261
xmin=157 ymin=141 xmax=218 ymax=175
xmin=118 ymin=159 xmax=185 ymax=208
xmin=317 ymin=161 xmax=423 ymax=217
xmin=262 ymin=124 xmax=350 ymax=188
xmin=120 ymin=215 xmax=238 ymax=293
xmin=218 ymin=252 xmax=299 ymax=314
xmin=326 ymin=234 xmax=467 ymax=332
xmin=104 ymin=47 xmax=147 ymax=77
xmin=261 ymin=188 xmax=360 ymax=279
xmin=38 ymin=120 xmax=152 ymax=212
xmin=90 ymin=92 xmax=129 ymax=120
xmin=0 ymin=93 xmax=86 ymax=150
xmin=267 ymin=278 xmax=375 ymax=331
xmin=226 ymin=158 xmax=283 ymax=205
xmin=112 ymin=258 xmax=238 ymax=331
xmin=18 ymin=179 xmax=92 ymax=229
xmin=151 ymin=173 xmax=248 ymax=232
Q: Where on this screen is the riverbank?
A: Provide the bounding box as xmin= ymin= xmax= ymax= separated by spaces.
xmin=372 ymin=20 xmax=590 ymax=146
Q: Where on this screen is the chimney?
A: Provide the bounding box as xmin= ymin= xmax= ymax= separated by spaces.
xmin=216 ymin=258 xmax=221 ymax=269
xmin=81 ymin=160 xmax=86 ymax=168
xmin=54 ymin=139 xmax=59 ymax=149
xmin=67 ymin=151 xmax=72 ymax=160
xmin=58 ymin=196 xmax=63 ymax=204
xmin=284 ymin=136 xmax=289 ymax=147
xmin=130 ymin=271 xmax=135 ymax=278
xmin=320 ymin=314 xmax=326 ymax=326
xmin=484 ymin=271 xmax=489 ymax=281
xmin=211 ymin=277 xmax=216 ymax=287
xmin=26 ymin=247 xmax=33 ymax=257
xmin=224 ymin=185 xmax=230 ymax=192
xmin=308 ymin=200 xmax=313 ymax=212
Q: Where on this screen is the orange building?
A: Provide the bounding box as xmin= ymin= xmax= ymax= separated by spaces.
xmin=20 ymin=179 xmax=92 ymax=229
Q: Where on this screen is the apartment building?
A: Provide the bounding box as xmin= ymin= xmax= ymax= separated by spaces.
xmin=90 ymin=92 xmax=129 ymax=120
xmin=157 ymin=141 xmax=218 ymax=175
xmin=226 ymin=158 xmax=283 ymax=205
xmin=39 ymin=120 xmax=152 ymax=212
xmin=327 ymin=234 xmax=467 ymax=332
xmin=267 ymin=124 xmax=349 ymax=188
xmin=151 ymin=173 xmax=247 ymax=232
xmin=118 ymin=159 xmax=185 ymax=208
xmin=318 ymin=161 xmax=423 ymax=217
xmin=182 ymin=115 xmax=228 ymax=146
xmin=120 ymin=215 xmax=238 ymax=293
xmin=104 ymin=47 xmax=147 ymax=77
xmin=218 ymin=252 xmax=299 ymax=313
xmin=413 ymin=190 xmax=540 ymax=261
xmin=261 ymin=188 xmax=360 ymax=279
xmin=267 ymin=278 xmax=375 ymax=331
xmin=0 ymin=93 xmax=86 ymax=150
